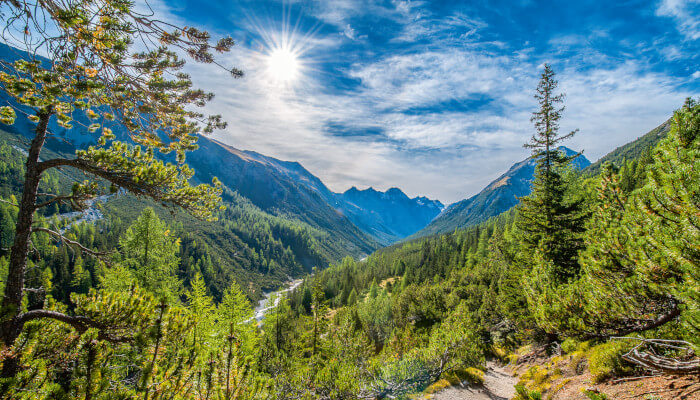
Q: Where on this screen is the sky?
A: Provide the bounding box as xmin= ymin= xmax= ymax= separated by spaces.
xmin=153 ymin=0 xmax=698 ymax=204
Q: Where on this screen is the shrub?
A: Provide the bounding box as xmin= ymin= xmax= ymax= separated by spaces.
xmin=588 ymin=341 xmax=633 ymax=382
xmin=569 ymin=351 xmax=587 ymax=374
xmin=423 ymin=378 xmax=452 ymax=395
xmin=508 ymin=353 xmax=519 ymax=365
xmin=561 ymin=338 xmax=578 ymax=354
xmin=515 ymin=384 xmax=543 ymax=400
xmin=491 ymin=344 xmax=509 ymax=361
xmin=438 ymin=367 xmax=485 ymax=387
xmin=582 ymin=389 xmax=611 ymax=400
xmin=519 ymin=365 xmax=556 ymax=394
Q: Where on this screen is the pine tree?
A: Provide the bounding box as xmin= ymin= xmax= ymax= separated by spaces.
xmin=347 ymin=288 xmax=358 ymax=306
xmin=545 ymin=99 xmax=698 ymax=341
xmin=368 ymin=278 xmax=379 ymax=299
xmin=0 ymin=0 xmax=240 ymax=382
xmin=517 ymin=64 xmax=587 ymax=283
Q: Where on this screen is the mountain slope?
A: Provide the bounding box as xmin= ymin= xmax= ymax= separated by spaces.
xmin=585 ymin=119 xmax=671 ymax=175
xmin=0 ymin=42 xmax=383 ymax=259
xmin=0 ymin=128 xmax=336 ymax=301
xmin=186 ymin=138 xmax=380 ymax=256
xmin=191 ymin=138 xmax=443 ymax=247
xmin=413 ymin=147 xmax=590 ymax=238
xmin=335 ymin=187 xmax=443 ymax=245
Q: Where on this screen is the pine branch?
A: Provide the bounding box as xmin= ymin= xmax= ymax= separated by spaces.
xmin=15 ymin=309 xmax=132 ymax=343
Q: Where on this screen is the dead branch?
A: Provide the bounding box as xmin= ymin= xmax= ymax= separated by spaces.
xmin=31 ymin=226 xmax=113 ymax=262
xmin=612 ymin=337 xmax=700 ymax=375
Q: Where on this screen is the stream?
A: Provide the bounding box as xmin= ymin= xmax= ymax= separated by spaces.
xmin=252 ymin=278 xmax=304 ymax=322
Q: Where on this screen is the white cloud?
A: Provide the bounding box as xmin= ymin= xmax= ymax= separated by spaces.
xmin=129 ymin=0 xmax=697 ymax=203
xmin=656 ymin=0 xmax=700 ymax=40
xmin=194 ymin=38 xmax=690 ymax=203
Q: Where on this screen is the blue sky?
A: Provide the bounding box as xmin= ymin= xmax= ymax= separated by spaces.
xmin=155 ymin=0 xmax=698 ymax=203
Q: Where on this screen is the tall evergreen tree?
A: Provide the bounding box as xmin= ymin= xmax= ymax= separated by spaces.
xmin=517 ymin=64 xmax=587 ymax=283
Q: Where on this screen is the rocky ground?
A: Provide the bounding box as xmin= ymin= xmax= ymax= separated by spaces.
xmin=427 ymin=355 xmax=699 ymax=400
xmin=428 ymin=362 xmax=517 ymax=400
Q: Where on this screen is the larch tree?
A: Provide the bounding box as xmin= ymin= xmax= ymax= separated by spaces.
xmin=0 ymin=0 xmax=241 ymax=381
xmin=119 ymin=207 xmax=181 ymax=300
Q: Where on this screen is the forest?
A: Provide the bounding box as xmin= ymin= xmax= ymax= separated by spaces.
xmin=0 ymin=0 xmax=697 ymax=399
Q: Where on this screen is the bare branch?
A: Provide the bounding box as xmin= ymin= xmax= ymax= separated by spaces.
xmin=0 ymin=198 xmax=19 ymax=208
xmin=32 ymin=226 xmax=112 ymax=261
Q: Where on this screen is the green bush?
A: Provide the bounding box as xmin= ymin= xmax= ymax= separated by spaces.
xmin=583 ymin=389 xmax=611 ymax=400
xmin=588 ymin=341 xmax=633 ymax=382
xmin=515 ymin=384 xmax=543 ymax=400
xmin=561 ymin=338 xmax=578 ymax=354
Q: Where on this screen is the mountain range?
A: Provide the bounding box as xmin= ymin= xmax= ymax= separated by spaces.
xmin=0 ymin=41 xmax=674 ymax=261
xmin=189 ymin=138 xmax=444 ymax=247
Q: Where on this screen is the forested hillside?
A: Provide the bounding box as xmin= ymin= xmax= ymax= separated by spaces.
xmin=0 ymin=129 xmax=334 ymax=301
xmin=585 ymin=119 xmax=671 ymax=176
xmin=0 ymin=0 xmax=696 ymax=399
xmin=414 ymin=147 xmax=590 ymax=238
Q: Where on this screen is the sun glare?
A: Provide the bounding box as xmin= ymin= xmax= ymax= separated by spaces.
xmin=267 ymin=47 xmax=300 ymax=83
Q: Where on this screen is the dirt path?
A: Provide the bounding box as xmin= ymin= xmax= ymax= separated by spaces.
xmin=430 ymin=362 xmax=518 ymax=400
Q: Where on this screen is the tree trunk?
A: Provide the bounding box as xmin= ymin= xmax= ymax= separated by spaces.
xmin=0 ymin=108 xmax=52 ymax=380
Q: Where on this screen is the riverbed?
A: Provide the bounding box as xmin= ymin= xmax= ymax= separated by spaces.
xmin=252 ymin=279 xmax=304 ymax=322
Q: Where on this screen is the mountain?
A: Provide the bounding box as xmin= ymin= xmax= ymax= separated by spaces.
xmin=190 ymin=139 xmax=444 ymax=247
xmin=0 ymin=42 xmax=384 ymax=259
xmin=333 ymin=187 xmax=443 ymax=245
xmin=585 ymin=119 xmax=671 ymax=175
xmin=187 ymin=138 xmax=380 ymax=256
xmin=413 ymin=147 xmax=590 ymax=238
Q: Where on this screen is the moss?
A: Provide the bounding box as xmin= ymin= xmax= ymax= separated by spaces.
xmin=515 ymin=384 xmax=543 ymax=400
xmin=507 ymin=353 xmax=519 ymax=365
xmin=440 ymin=367 xmax=485 ymax=386
xmin=569 ymin=350 xmax=587 ymax=374
xmin=576 ymin=341 xmax=591 ymax=352
xmin=463 ymin=367 xmax=485 ymax=385
xmin=491 ymin=344 xmax=508 ymax=361
xmin=546 ymin=378 xmax=571 ymax=400
xmin=517 ymin=344 xmax=533 ymax=355
xmin=550 ymin=356 xmax=565 ymax=368
xmin=588 ymin=341 xmax=633 ymax=383
xmin=423 ymin=378 xmax=451 ymax=395
xmin=519 ymin=365 xmax=554 ymax=394
xmin=581 ymin=388 xmax=611 ymax=400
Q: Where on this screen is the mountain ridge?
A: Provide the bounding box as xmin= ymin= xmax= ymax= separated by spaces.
xmin=412 ymin=147 xmax=591 ymax=238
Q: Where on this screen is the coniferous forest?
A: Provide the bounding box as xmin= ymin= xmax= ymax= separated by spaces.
xmin=0 ymin=0 xmax=697 ymax=399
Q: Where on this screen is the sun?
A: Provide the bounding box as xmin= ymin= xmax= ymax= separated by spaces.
xmin=266 ymin=47 xmax=300 ymax=83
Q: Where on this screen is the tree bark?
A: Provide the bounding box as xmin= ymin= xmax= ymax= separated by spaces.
xmin=0 ymin=108 xmax=52 ymax=380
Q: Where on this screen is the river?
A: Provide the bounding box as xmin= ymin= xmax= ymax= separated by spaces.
xmin=252 ymin=278 xmax=304 ymax=322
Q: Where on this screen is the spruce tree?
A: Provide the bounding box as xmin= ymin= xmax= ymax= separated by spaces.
xmin=517 ymin=64 xmax=587 ymax=283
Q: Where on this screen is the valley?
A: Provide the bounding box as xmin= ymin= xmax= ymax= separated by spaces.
xmin=0 ymin=1 xmax=696 ymax=399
